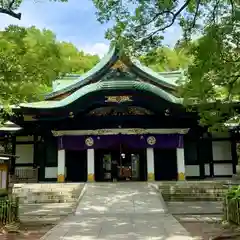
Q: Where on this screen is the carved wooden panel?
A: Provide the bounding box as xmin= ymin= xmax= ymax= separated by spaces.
xmin=88 ymin=106 xmax=153 ymax=116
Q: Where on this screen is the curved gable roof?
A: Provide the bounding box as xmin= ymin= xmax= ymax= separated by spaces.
xmin=45 ymin=45 xmax=180 ymax=100
xmin=21 ymin=80 xmax=182 ymax=110
xmin=45 ymin=46 xmax=118 ymax=100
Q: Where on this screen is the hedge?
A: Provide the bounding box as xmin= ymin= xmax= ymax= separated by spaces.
xmin=223 ymin=186 xmax=240 ymax=225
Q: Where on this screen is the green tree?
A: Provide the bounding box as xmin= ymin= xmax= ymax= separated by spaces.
xmin=0 ymin=26 xmax=62 ymax=104
xmin=93 ymin=0 xmax=240 ymax=130
xmin=140 ymin=47 xmax=191 ymax=72
xmin=58 ymin=42 xmax=99 ymax=74
xmin=0 ymin=25 xmax=99 ymax=107
xmin=178 ymin=21 xmax=240 ymax=131
xmin=93 ymin=0 xmax=239 ymax=54
xmin=0 ymin=0 xmax=67 ymax=19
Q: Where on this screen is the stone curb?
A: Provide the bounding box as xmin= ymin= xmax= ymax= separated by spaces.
xmin=72 ymin=183 xmax=87 ymax=214
xmin=40 ymin=183 xmax=87 ymax=240
xmin=148 ymin=183 xmax=169 ymax=213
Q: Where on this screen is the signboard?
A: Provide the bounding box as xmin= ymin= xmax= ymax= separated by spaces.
xmin=105 ymin=96 xmax=132 ymax=103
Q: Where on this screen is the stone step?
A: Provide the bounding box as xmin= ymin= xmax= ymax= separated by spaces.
xmin=159 ymin=187 xmax=228 ymax=195
xmin=161 ymin=191 xmax=227 ymax=195
xmin=162 ymin=194 xmax=224 ymax=200
xmin=163 ymin=197 xmax=224 ymax=201
xmin=14 ymin=183 xmax=81 ymax=187
xmin=13 ymin=188 xmax=82 ymax=192
xmin=17 ymin=194 xmax=79 ymax=203
xmin=13 ymin=183 xmax=85 ymax=204
xmin=19 ymin=203 xmax=76 ymax=216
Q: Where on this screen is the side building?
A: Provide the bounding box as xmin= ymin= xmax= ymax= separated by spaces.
xmin=1 ymin=46 xmax=237 ymax=182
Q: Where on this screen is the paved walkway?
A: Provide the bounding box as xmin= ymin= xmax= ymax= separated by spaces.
xmin=41 ymin=183 xmax=193 ymax=240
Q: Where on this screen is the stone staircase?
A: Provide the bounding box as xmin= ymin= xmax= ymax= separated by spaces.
xmin=12 ymin=183 xmax=85 ymax=224
xmin=158 ymin=181 xmax=230 ymax=201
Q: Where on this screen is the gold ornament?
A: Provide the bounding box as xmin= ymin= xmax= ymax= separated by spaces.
xmin=147 ymin=136 xmax=156 ymax=145
xmin=85 ymin=137 xmax=94 ymax=146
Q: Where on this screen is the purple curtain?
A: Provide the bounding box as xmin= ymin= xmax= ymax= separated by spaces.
xmin=58 ymin=134 xmax=184 ymax=150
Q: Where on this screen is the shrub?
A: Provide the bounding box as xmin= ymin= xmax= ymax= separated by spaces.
xmin=223 ymin=186 xmax=240 ymax=225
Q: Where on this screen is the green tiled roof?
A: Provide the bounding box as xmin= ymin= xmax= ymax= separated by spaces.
xmin=21 ymin=80 xmax=182 ymax=109
xmin=46 ymin=46 xmax=117 ymax=99
xmin=130 ymin=59 xmax=178 ymax=89
xmin=45 ymin=45 xmax=182 ymax=100
xmin=158 ymin=70 xmax=184 ymax=85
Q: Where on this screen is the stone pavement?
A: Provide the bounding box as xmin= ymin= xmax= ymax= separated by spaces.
xmin=41 ymin=183 xmax=193 ymax=240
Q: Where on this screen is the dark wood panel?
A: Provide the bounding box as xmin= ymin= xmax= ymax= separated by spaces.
xmin=213 ymin=160 xmax=232 ymax=163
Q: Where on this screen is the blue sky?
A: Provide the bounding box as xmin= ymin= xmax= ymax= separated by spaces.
xmin=0 ymin=0 xmax=182 ymax=57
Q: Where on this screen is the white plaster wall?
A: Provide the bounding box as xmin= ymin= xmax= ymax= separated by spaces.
xmin=45 ymin=167 xmax=67 ymax=179
xmin=212 ymin=141 xmax=232 ymax=161
xmin=205 ymin=164 xmax=210 ymax=176
xmin=214 ymin=163 xmax=233 ymax=176
xmin=185 ymin=165 xmax=200 ymax=177
xmin=45 ymin=167 xmax=57 ymax=179
xmin=16 ymin=144 xmax=34 ymax=164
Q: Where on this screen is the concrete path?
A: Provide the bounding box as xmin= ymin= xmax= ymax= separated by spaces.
xmin=41 ymin=183 xmax=193 ymax=240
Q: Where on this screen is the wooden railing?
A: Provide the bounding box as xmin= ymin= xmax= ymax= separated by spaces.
xmin=12 ymin=168 xmax=38 ymax=183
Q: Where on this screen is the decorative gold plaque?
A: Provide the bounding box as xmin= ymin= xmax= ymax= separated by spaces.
xmin=105 ymin=96 xmax=132 ymax=103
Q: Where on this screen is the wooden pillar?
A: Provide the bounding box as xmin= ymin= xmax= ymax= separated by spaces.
xmin=198 ymin=138 xmax=206 ymax=179
xmin=231 ymin=139 xmax=237 ymax=175
xmin=10 ymin=135 xmax=16 ymax=175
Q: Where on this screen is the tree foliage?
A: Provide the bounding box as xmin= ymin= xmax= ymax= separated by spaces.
xmin=93 ymin=0 xmax=239 ymax=54
xmin=0 ymin=25 xmax=99 ymax=106
xmin=178 ymin=17 xmax=240 ymax=130
xmin=93 ymin=0 xmax=240 ymax=130
xmin=0 ymin=0 xmax=67 ymax=19
xmin=140 ymin=46 xmax=192 ymax=72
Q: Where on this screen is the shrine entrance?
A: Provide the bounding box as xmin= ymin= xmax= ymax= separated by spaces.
xmin=94 ymin=144 xmax=147 ymax=182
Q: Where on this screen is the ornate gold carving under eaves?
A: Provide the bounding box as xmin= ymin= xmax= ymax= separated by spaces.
xmin=111 ymin=60 xmax=129 ymax=71
xmin=88 ymin=106 xmax=153 ymax=116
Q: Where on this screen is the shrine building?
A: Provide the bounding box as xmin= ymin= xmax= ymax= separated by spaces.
xmin=1 ymin=46 xmax=237 ymax=182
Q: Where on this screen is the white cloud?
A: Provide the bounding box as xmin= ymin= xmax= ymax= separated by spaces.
xmin=80 ymin=43 xmax=110 ymax=58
